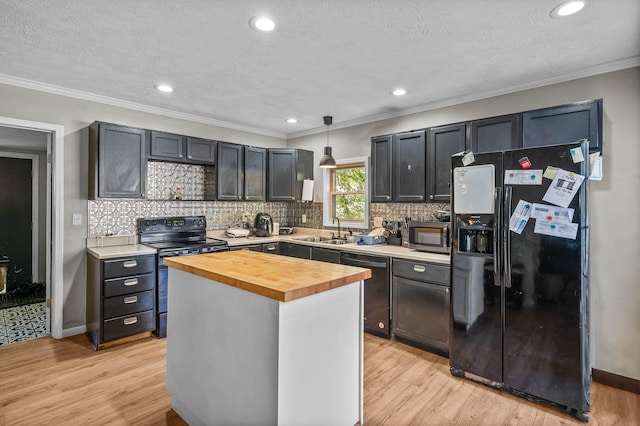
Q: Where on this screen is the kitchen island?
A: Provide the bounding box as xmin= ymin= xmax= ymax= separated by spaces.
xmin=163 ymin=250 xmax=371 ymax=426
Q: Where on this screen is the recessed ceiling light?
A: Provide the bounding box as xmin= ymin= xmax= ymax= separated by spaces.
xmin=285 ymin=118 xmax=297 ymax=124
xmin=154 ymin=84 xmax=174 ymax=93
xmin=550 ymin=1 xmax=586 ymax=18
xmin=249 ymin=16 xmax=275 ymax=32
xmin=391 ymin=88 xmax=407 ymax=96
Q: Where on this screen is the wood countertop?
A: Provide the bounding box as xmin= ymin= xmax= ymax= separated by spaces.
xmin=163 ymin=250 xmax=372 ymax=302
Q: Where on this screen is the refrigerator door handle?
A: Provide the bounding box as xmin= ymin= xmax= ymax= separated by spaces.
xmin=504 ymin=186 xmax=512 ymax=289
xmin=493 ymin=187 xmax=502 ymax=287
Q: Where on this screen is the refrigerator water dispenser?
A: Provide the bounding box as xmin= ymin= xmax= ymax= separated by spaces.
xmin=458 ymin=225 xmax=493 ymax=254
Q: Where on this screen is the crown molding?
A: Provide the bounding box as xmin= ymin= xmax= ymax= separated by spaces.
xmin=286 ymin=56 xmax=640 ymax=139
xmin=0 ymin=74 xmax=287 ymax=139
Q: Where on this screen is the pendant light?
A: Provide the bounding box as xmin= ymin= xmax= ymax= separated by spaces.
xmin=319 ymin=115 xmax=337 ymax=168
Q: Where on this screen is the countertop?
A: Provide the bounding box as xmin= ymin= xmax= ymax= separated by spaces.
xmin=163 ymin=250 xmax=371 ymax=302
xmin=210 ymin=230 xmax=451 ymax=265
xmin=87 ymin=244 xmax=157 ymax=259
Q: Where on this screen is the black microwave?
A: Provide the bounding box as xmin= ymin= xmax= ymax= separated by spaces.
xmin=407 ymin=221 xmax=450 ymax=254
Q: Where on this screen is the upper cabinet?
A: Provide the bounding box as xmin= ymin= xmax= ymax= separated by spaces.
xmin=469 ymin=114 xmax=521 ymax=154
xmin=89 ymin=122 xmax=147 ymax=199
xmin=186 ymin=137 xmax=216 ymax=164
xmin=427 ymin=123 xmax=466 ymax=202
xmin=393 ymin=131 xmax=426 ymax=202
xmin=244 ymin=146 xmax=266 ymax=201
xmin=217 ymin=142 xmax=244 ymax=201
xmin=148 ymin=131 xmax=185 ymax=161
xmin=267 ymin=149 xmax=313 ymax=202
xmin=522 ymin=99 xmax=602 ymax=153
xmin=371 ymin=135 xmax=393 ymax=202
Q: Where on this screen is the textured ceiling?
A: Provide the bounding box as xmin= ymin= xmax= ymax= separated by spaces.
xmin=0 ymin=0 xmax=639 ymax=138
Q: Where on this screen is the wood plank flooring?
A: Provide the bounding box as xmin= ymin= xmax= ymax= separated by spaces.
xmin=0 ymin=333 xmax=637 ymax=425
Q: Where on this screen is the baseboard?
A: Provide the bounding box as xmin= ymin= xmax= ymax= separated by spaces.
xmin=593 ymin=368 xmax=640 ymax=395
xmin=61 ymin=325 xmax=87 ymax=338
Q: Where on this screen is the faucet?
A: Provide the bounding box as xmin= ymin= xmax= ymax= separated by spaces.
xmin=333 ymin=216 xmax=341 ymax=239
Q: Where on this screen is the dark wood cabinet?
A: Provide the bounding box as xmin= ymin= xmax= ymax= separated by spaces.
xmin=393 ymin=131 xmax=426 ymax=202
xmin=522 ymin=99 xmax=602 ymax=153
xmin=244 ymin=146 xmax=267 ymax=201
xmin=427 ymin=123 xmax=466 ymax=203
xmin=371 ymin=135 xmax=393 ymax=202
xmin=186 ymin=137 xmax=216 ymax=164
xmin=280 ymin=242 xmax=311 ymax=259
xmin=89 ymin=122 xmax=147 ymax=199
xmin=311 ymin=247 xmax=341 ymax=264
xmin=149 ymin=131 xmax=185 ymax=161
xmin=392 ymin=259 xmax=450 ymax=354
xmin=267 ymin=149 xmax=314 ymax=202
xmin=217 ymin=142 xmax=244 ymax=201
xmin=86 ymin=253 xmax=156 ymax=350
xmin=469 ymin=114 xmax=521 ymax=153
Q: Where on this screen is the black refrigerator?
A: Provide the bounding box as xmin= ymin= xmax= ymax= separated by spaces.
xmin=449 ymin=140 xmax=590 ymax=421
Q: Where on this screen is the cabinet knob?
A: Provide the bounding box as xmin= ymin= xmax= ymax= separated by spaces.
xmin=188 ymin=155 xmax=192 ymax=159
xmin=429 ymin=195 xmax=434 ymax=200
xmin=179 ymin=154 xmax=183 ymax=158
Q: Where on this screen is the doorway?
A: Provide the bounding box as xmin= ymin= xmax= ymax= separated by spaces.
xmin=0 ymin=116 xmax=64 ymax=340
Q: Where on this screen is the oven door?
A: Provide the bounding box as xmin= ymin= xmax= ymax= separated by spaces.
xmin=408 ymin=223 xmax=450 ymax=253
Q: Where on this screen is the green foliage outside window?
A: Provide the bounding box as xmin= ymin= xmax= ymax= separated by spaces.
xmin=332 ymin=165 xmax=365 ymax=222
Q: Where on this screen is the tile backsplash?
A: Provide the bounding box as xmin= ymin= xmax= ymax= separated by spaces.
xmin=88 ymin=160 xmax=449 ymax=237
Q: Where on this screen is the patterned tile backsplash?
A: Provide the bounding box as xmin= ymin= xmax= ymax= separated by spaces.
xmin=88 ymin=160 xmax=450 ymax=237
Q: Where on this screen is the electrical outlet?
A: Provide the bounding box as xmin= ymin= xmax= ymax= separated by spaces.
xmin=72 ymin=213 xmax=82 ymax=226
xmin=301 ymin=214 xmax=307 ymax=223
xmin=373 ymin=216 xmax=383 ymax=227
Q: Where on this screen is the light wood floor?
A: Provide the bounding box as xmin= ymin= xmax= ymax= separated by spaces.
xmin=0 ymin=334 xmax=637 ymax=425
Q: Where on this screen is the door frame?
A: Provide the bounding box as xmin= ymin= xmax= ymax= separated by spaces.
xmin=0 ymin=116 xmax=64 ymax=339
xmin=0 ymin=151 xmax=39 ymax=284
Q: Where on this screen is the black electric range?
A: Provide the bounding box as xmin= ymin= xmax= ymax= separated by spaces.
xmin=138 ymin=215 xmax=229 ymax=337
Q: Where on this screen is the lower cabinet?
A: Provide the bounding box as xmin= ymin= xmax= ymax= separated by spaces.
xmin=230 ymin=242 xmax=280 ymax=254
xmin=280 ymin=242 xmax=311 ymax=259
xmin=392 ymin=259 xmax=450 ymax=354
xmin=311 ymin=247 xmax=341 ymax=264
xmin=86 ymin=254 xmax=156 ymax=350
xmin=230 ymin=244 xmax=262 ymax=252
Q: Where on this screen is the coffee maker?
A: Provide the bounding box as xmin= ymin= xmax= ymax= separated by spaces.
xmin=253 ymin=213 xmax=273 ymax=237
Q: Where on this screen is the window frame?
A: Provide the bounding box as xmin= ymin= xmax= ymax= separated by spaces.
xmin=322 ymin=156 xmax=370 ymax=230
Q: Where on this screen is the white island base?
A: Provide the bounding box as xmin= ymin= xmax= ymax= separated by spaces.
xmin=166 ymin=268 xmax=364 ymax=426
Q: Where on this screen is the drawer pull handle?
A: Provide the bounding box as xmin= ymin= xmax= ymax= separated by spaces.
xmin=124 ymin=296 xmax=138 ymax=304
xmin=123 ymin=261 xmax=137 ymax=268
xmin=266 ymin=246 xmax=275 ymax=251
xmin=413 ymin=265 xmax=426 ymax=272
xmin=124 ymin=279 xmax=138 ymax=286
xmin=123 ymin=317 xmax=138 ymax=326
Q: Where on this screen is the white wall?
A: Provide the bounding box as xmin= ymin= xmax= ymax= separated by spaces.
xmin=288 ymin=67 xmax=640 ymax=382
xmin=0 ymin=82 xmax=287 ymax=331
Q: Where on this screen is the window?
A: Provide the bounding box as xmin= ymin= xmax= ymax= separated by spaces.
xmin=323 ymin=156 xmax=369 ymax=230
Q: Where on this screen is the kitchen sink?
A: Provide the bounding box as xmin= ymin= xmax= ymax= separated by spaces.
xmin=321 ymin=239 xmax=350 ymax=245
xmin=293 ymin=235 xmax=331 ymax=242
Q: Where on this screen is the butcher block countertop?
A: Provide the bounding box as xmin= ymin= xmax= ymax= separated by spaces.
xmin=163 ymin=250 xmax=372 ymax=302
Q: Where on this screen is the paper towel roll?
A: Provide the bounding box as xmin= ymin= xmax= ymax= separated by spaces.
xmin=302 ymin=179 xmax=314 ymax=201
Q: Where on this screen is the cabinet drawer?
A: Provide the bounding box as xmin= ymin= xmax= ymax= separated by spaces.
xmin=104 ymin=273 xmax=155 ymax=297
xmin=393 ymin=259 xmax=449 ymax=284
xmin=103 ymin=256 xmax=155 ymax=279
xmin=103 ymin=310 xmax=154 ymax=342
xmin=103 ymin=290 xmax=154 ymax=319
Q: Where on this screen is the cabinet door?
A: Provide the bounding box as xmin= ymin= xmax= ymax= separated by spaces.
xmin=244 ymin=146 xmax=266 ymax=201
xmin=149 ymin=131 xmax=185 ymax=161
xmin=280 ymin=242 xmax=311 ymax=259
xmin=392 ymin=277 xmax=450 ymax=353
xmin=217 ymin=142 xmax=244 ymax=201
xmin=267 ymin=149 xmax=296 ymax=201
xmin=371 ymin=135 xmax=393 ymax=202
xmin=427 ymin=123 xmax=466 ymax=202
xmin=393 ymin=131 xmax=426 ymax=202
xmin=93 ymin=123 xmax=147 ymax=199
xmin=311 ymin=247 xmax=341 ymax=264
xmin=186 ymin=137 xmax=216 ymax=164
xmin=470 ymin=114 xmax=521 ymax=153
xmin=522 ymin=99 xmax=602 ymax=153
